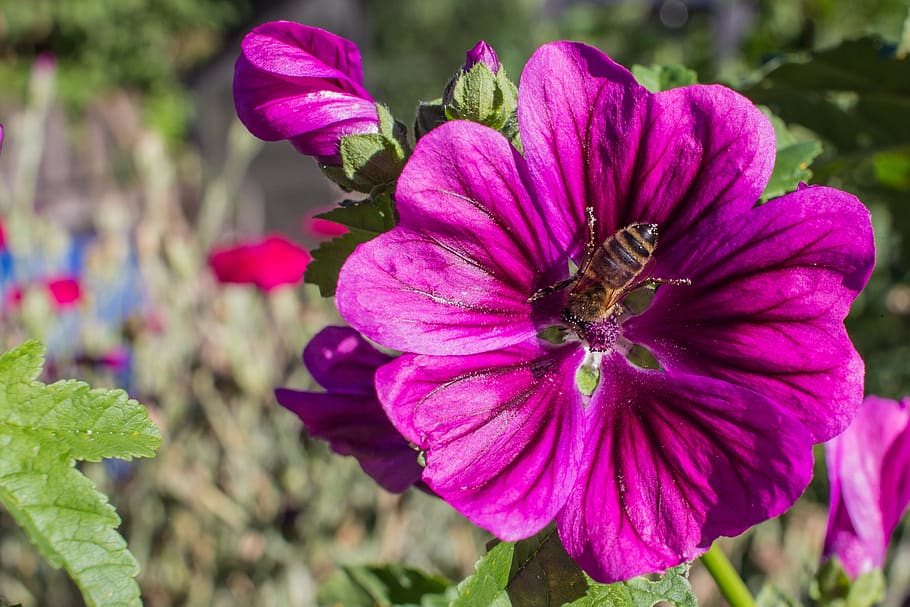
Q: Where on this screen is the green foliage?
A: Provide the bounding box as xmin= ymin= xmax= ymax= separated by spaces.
xmin=448 ymin=539 xmax=513 ymax=607
xmin=0 ymin=341 xmax=161 ymax=607
xmin=305 ymin=194 xmax=397 ymax=297
xmin=318 ymin=563 xmax=452 ymax=607
xmin=630 ymin=64 xmax=698 ymax=92
xmin=505 ymin=526 xmax=588 ymax=606
xmin=564 ymin=565 xmax=698 ymax=607
xmin=759 ymin=109 xmax=823 ymax=201
xmin=810 ymin=559 xmax=885 ymax=607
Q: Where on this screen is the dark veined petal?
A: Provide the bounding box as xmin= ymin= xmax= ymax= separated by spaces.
xmin=824 ymin=395 xmax=910 ymax=578
xmin=377 ymin=341 xmax=586 ymax=540
xmin=275 ymin=389 xmax=421 ymax=493
xmin=337 ymin=121 xmax=567 ymax=356
xmin=558 ymin=353 xmax=813 ymax=582
xmin=625 ymin=185 xmax=875 ymax=443
xmin=518 ymin=42 xmax=774 ymax=258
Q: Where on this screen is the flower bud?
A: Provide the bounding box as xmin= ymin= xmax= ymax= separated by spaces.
xmin=233 ymin=21 xmax=380 ymax=166
xmin=464 ymin=41 xmax=500 ymax=74
xmin=443 ymin=40 xmax=517 ymax=132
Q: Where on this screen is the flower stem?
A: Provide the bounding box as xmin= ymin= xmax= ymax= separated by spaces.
xmin=700 ymin=542 xmax=755 ymax=607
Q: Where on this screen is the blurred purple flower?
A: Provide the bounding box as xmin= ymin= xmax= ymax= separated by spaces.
xmin=336 ymin=41 xmax=875 ymax=581
xmin=233 ymin=21 xmax=380 ymax=165
xmin=275 ymin=326 xmax=422 ymax=493
xmin=824 ymin=395 xmax=910 ymax=578
xmin=464 ymin=41 xmax=500 ymax=74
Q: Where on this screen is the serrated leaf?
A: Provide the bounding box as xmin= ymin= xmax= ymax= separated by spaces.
xmin=760 ymin=108 xmax=822 ymax=201
xmin=631 ymin=64 xmax=698 ymax=92
xmin=564 ymin=564 xmax=697 ymax=607
xmin=318 ymin=563 xmax=452 ymax=607
xmin=450 ymin=540 xmax=514 ymax=607
xmin=507 ymin=526 xmax=588 ymax=607
xmin=304 ymin=230 xmax=375 ymax=297
xmin=315 ymin=194 xmax=396 ymax=235
xmin=0 ymin=340 xmax=161 ymax=607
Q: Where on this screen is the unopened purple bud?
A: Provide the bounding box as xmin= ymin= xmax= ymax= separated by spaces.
xmin=464 ymin=41 xmax=500 ymax=74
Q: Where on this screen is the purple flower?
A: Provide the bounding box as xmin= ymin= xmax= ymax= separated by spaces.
xmin=464 ymin=41 xmax=500 ymax=74
xmin=335 ymin=41 xmax=875 ymax=581
xmin=275 ymin=326 xmax=422 ymax=493
xmin=823 ymin=395 xmax=910 ymax=578
xmin=233 ymin=21 xmax=380 ymax=165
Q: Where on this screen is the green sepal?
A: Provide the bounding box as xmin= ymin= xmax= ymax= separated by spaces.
xmin=415 ymin=99 xmax=448 ymax=140
xmin=444 ymin=63 xmax=518 ymax=131
xmin=631 ymin=64 xmax=698 ymax=92
xmin=324 ymin=103 xmax=408 ymax=193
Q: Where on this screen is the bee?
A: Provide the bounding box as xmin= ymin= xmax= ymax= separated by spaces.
xmin=530 ymin=208 xmax=689 ymax=331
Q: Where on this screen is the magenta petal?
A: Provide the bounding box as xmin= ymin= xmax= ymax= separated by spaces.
xmin=275 ymin=326 xmax=420 ymax=493
xmin=824 ymin=396 xmax=910 ymax=578
xmin=558 ymin=354 xmax=814 ymax=582
xmin=625 ymin=186 xmax=875 ymax=443
xmin=303 ymin=326 xmax=392 ymax=391
xmin=377 ymin=341 xmax=586 ymax=540
xmin=233 ymin=21 xmax=379 ymax=161
xmin=518 ymin=42 xmax=774 ymax=257
xmin=337 ymin=121 xmax=566 ymax=356
xmin=275 ymin=389 xmax=421 ymax=493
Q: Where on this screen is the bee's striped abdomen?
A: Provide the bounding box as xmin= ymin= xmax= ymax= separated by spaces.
xmin=587 ymin=223 xmax=657 ymax=290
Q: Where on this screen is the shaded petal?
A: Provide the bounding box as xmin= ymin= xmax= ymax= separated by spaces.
xmin=275 ymin=389 xmax=421 ymax=493
xmin=824 ymin=396 xmax=910 ymax=577
xmin=337 ymin=121 xmax=565 ymax=356
xmin=625 ymin=186 xmax=874 ymax=443
xmin=377 ymin=341 xmax=586 ymax=540
xmin=558 ymin=354 xmax=813 ymax=582
xmin=519 ymin=42 xmax=774 ymax=257
xmin=303 ymin=326 xmax=392 ymax=392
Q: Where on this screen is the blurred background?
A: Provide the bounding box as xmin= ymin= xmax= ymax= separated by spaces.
xmin=0 ymin=0 xmax=908 ymax=605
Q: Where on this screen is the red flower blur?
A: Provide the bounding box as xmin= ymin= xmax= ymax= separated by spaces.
xmin=209 ymin=234 xmax=311 ymax=292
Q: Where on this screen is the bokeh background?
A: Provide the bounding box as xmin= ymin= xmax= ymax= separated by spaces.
xmin=0 ymin=1 xmax=908 ymax=605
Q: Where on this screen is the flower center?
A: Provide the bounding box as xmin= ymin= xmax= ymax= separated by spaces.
xmin=572 ymin=315 xmax=621 ymax=352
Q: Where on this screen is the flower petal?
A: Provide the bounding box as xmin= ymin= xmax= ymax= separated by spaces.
xmin=558 ymin=354 xmax=814 ymax=582
xmin=518 ymin=42 xmax=774 ymax=256
xmin=824 ymin=395 xmax=910 ymax=577
xmin=337 ymin=121 xmax=565 ymax=356
xmin=377 ymin=341 xmax=586 ymax=540
xmin=625 ymin=186 xmax=875 ymax=443
xmin=275 ymin=389 xmax=421 ymax=493
xmin=233 ymin=21 xmax=379 ymax=160
xmin=303 ymin=326 xmax=392 ymax=392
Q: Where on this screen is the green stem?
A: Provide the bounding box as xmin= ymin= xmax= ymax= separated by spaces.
xmin=700 ymin=542 xmax=755 ymax=607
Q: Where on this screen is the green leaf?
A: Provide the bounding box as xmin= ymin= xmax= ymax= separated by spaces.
xmin=0 ymin=341 xmax=161 ymax=607
xmin=759 ymin=108 xmax=823 ymax=201
xmin=449 ymin=540 xmax=514 ymax=607
xmin=318 ymin=563 xmax=452 ymax=607
xmin=742 ymin=37 xmax=910 ymax=152
xmin=304 ymin=230 xmax=375 ymax=297
xmin=315 ymin=194 xmax=396 ymax=235
xmin=564 ymin=564 xmax=698 ymax=607
xmin=506 ymin=526 xmax=588 ymax=606
xmin=755 ymin=584 xmax=803 ymax=607
xmin=631 ymin=64 xmax=698 ymax=92
xmin=810 ymin=558 xmax=884 ymax=607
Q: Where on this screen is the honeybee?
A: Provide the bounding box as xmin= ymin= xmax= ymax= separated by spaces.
xmin=530 ymin=208 xmax=689 ymax=331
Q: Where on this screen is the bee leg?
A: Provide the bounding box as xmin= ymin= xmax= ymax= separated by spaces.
xmin=528 ymin=275 xmax=579 ymax=302
xmin=584 ymin=207 xmax=597 ymax=256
